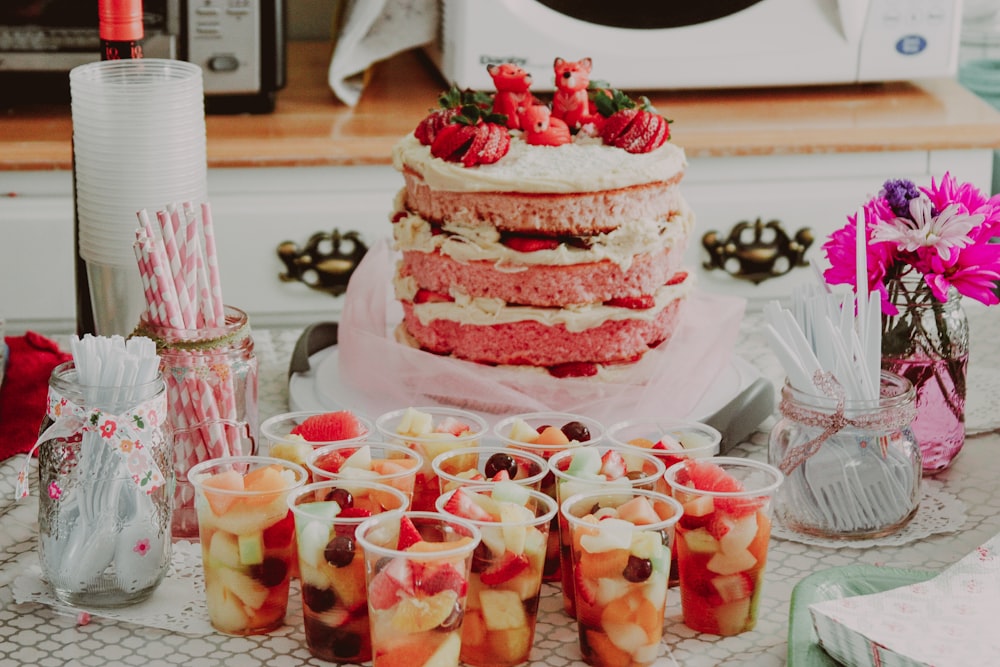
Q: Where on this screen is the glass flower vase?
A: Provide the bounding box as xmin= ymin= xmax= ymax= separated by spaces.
xmin=881 ymin=276 xmax=969 ymax=474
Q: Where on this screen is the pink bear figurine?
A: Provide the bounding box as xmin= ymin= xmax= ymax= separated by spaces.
xmin=488 ymin=63 xmax=534 ymax=130
xmin=552 ymin=57 xmax=594 ymax=131
xmin=520 ymin=104 xmax=571 ymax=147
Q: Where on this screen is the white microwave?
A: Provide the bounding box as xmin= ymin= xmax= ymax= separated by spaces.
xmin=427 ymin=0 xmax=964 ymax=92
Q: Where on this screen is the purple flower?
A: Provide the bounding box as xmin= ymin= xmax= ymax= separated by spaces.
xmin=880 ymin=179 xmax=922 ymax=218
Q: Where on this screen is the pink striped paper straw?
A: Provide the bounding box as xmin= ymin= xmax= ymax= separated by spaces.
xmin=157 ymin=208 xmax=194 ymax=329
xmin=180 ymin=203 xmax=200 ymax=318
xmin=201 ymin=202 xmax=225 ymax=327
xmin=141 ymin=215 xmax=185 ymax=329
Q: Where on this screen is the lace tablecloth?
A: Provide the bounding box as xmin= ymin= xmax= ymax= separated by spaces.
xmin=3 ymin=309 xmax=1000 ymax=667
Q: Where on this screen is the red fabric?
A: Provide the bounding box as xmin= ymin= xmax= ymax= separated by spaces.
xmin=0 ymin=332 xmax=72 ymax=461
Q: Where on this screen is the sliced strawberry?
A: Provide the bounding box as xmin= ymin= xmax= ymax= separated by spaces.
xmin=441 ymin=487 xmax=496 ymax=522
xmin=382 ymin=556 xmax=416 ymax=594
xmin=337 ymin=507 xmax=373 ymax=519
xmin=600 ymin=102 xmax=671 ymax=154
xmin=479 ymin=551 xmax=529 ymax=585
xmin=476 ymin=122 xmax=512 ymax=165
xmin=599 ymin=449 xmax=627 ymax=480
xmin=290 ymin=411 xmax=366 ymax=442
xmin=368 ymin=558 xmax=413 ymax=610
xmin=574 ymin=563 xmax=598 ymax=606
xmin=419 ymin=562 xmax=468 ymax=596
xmin=434 ymin=416 xmax=471 ymax=437
xmin=396 ymin=515 xmax=423 ymax=550
xmin=313 ymin=450 xmax=347 ymax=474
xmin=415 ymin=108 xmax=460 ymax=145
xmin=548 ymin=361 xmax=599 ymax=378
xmin=431 ymin=123 xmax=476 ymax=162
xmin=413 ymin=288 xmax=454 ymax=304
xmin=604 ymin=295 xmax=655 ymax=309
xmin=710 ymin=572 xmax=755 ymax=603
xmin=490 ymin=469 xmax=511 ymax=482
xmin=501 ymin=234 xmax=561 ymax=252
xmin=665 ymin=271 xmax=689 ymax=286
xmin=262 ymin=511 xmax=295 ymax=549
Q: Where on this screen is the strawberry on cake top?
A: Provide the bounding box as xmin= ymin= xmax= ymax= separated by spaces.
xmin=389 ymin=58 xmax=695 ymax=378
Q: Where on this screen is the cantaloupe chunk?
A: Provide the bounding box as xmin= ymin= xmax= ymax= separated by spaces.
xmin=535 ymin=426 xmax=570 ymax=446
xmin=242 ymin=464 xmax=287 ymax=507
xmin=200 ymin=470 xmax=244 ymax=515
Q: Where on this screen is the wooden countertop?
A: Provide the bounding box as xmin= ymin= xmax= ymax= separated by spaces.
xmin=4 ymin=41 xmax=1000 ymax=172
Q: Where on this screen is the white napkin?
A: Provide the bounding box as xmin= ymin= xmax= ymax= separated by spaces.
xmin=328 ymin=0 xmax=438 ymax=106
xmin=809 ymin=532 xmax=1000 ymax=666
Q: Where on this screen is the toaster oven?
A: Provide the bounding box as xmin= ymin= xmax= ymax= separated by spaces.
xmin=0 ymin=0 xmax=285 ymax=113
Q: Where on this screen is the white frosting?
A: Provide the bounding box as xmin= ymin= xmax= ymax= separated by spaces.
xmin=392 ymin=192 xmax=695 ymax=271
xmin=395 ymin=272 xmax=692 ymax=333
xmin=392 ymin=132 xmax=687 ymax=193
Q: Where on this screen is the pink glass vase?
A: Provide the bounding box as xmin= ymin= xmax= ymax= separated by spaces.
xmin=881 ymin=276 xmax=968 ymax=474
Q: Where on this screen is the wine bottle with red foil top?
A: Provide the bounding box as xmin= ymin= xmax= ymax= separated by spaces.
xmin=99 ymin=0 xmax=145 ymax=60
xmin=75 ymin=0 xmax=145 ymax=335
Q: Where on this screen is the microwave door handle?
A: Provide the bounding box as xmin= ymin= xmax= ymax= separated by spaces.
xmin=835 ymin=0 xmax=870 ymax=43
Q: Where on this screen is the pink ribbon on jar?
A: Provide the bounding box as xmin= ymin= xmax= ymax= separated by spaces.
xmin=777 ymin=371 xmax=916 ymax=476
xmin=15 ymin=385 xmax=168 ymax=500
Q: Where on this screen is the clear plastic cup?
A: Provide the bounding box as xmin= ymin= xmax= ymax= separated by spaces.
xmin=664 ymin=457 xmax=783 ymax=636
xmin=492 ymin=411 xmax=605 ymax=581
xmin=561 ymin=487 xmax=683 ymax=667
xmin=432 ymin=446 xmax=549 ymax=494
xmin=187 ymin=455 xmax=308 ymax=635
xmin=356 ymin=511 xmax=481 ymax=667
xmin=288 ymin=480 xmax=409 ymax=663
xmin=375 ymin=406 xmax=490 ymax=512
xmin=548 ymin=445 xmax=666 ymax=617
xmin=261 ymin=410 xmax=372 ymax=468
xmin=307 ymin=441 xmax=423 ymax=505
xmin=435 ymin=484 xmax=557 ymax=667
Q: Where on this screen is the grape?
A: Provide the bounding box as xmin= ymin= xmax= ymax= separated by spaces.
xmin=324 ymin=535 xmax=356 ymax=567
xmin=625 ymin=470 xmax=645 ymax=481
xmin=437 ymin=601 xmax=464 ymax=632
xmin=329 ymin=487 xmax=354 ymax=509
xmin=536 ymin=424 xmax=552 ymax=434
xmin=470 ymin=541 xmax=492 ymax=573
xmin=561 ymin=421 xmax=591 ymax=442
xmin=484 ymin=452 xmax=517 ymax=479
xmin=302 ymin=584 xmax=336 ymax=612
xmin=251 ymin=557 xmax=288 ymax=587
xmin=623 ymin=555 xmax=652 ymax=582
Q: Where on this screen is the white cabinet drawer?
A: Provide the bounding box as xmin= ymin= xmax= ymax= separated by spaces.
xmin=683 ymin=149 xmax=994 ymax=309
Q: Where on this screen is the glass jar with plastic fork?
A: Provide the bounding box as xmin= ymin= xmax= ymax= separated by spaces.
xmin=768 ymin=371 xmax=920 ymax=539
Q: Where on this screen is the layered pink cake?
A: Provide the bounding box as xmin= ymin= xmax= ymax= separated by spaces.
xmin=389 ymin=60 xmax=694 ymax=378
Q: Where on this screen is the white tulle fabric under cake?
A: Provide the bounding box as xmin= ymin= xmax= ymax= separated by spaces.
xmin=336 ymin=239 xmax=746 ymax=426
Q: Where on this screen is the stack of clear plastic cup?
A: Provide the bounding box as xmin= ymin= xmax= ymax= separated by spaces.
xmin=70 ymin=59 xmax=207 ymax=335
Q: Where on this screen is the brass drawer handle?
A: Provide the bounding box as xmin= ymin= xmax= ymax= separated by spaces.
xmin=702 ymin=218 xmax=813 ymax=285
xmin=277 ymin=229 xmax=368 ymax=297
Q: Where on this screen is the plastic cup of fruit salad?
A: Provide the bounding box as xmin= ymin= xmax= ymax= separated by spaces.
xmin=432 ymin=446 xmax=549 ymax=494
xmin=663 ymin=456 xmax=783 ymax=636
xmin=187 ymin=455 xmax=308 ymax=635
xmin=287 ymin=480 xmax=409 ymax=663
xmin=374 ymin=406 xmax=489 ymax=512
xmin=261 ymin=410 xmax=371 ymax=470
xmin=607 ymin=418 xmax=722 ymax=586
xmin=306 ymin=441 xmax=423 ymax=507
xmin=435 ymin=482 xmax=557 ymax=667
xmin=549 ymin=445 xmax=666 ymax=618
xmin=355 ymin=511 xmax=482 ymax=667
xmin=561 ymin=487 xmax=682 ymax=667
xmin=492 ymin=411 xmax=605 ymax=582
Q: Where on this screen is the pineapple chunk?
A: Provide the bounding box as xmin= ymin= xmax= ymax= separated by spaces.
xmin=479 ymin=589 xmax=527 ymax=631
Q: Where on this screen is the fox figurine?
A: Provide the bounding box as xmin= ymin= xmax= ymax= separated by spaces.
xmin=552 ymin=57 xmax=594 ymax=131
xmin=487 ymin=63 xmax=534 ymax=130
xmin=520 ymin=104 xmax=571 ymax=147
